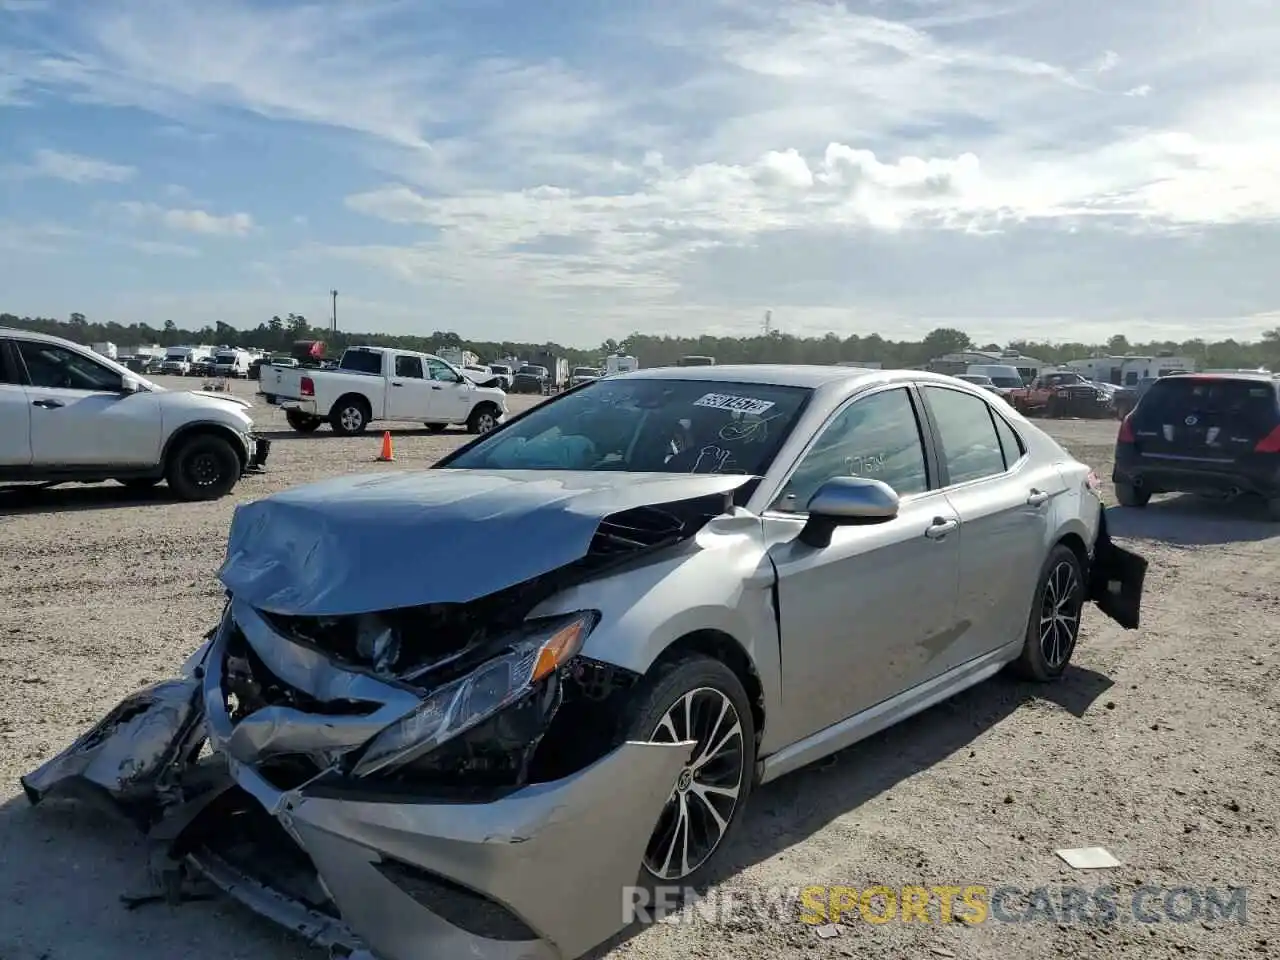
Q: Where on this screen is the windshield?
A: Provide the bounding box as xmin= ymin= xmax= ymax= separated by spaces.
xmin=958 ymin=375 xmax=992 ymax=385
xmin=518 ymin=365 xmax=547 ymax=376
xmin=990 ymin=376 xmax=1021 ymax=388
xmin=572 ymin=367 xmax=598 ymax=377
xmin=443 ymin=377 xmax=812 ymax=474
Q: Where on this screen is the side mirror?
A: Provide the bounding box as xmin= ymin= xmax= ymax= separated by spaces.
xmin=118 ymin=377 xmax=141 ymax=394
xmin=797 ymin=476 xmax=900 ymax=548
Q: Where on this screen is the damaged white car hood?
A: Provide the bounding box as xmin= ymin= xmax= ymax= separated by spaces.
xmin=218 ymin=468 xmax=754 ymax=616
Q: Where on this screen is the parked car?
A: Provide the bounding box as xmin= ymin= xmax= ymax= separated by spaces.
xmin=0 ymin=328 xmax=270 ymax=499
xmin=23 ymin=365 xmax=1145 ymax=960
xmin=955 ymin=373 xmax=1004 ymax=396
xmin=487 ymin=363 xmax=514 ymax=390
xmin=462 ymin=363 xmax=509 ymax=391
xmin=569 ymin=365 xmax=602 ymax=387
xmin=1008 ymin=371 xmax=1110 ymax=418
xmin=511 ymin=363 xmax=550 ymax=394
xmin=267 ymin=345 xmax=508 ymax=435
xmin=1113 ymin=371 xmax=1280 ymax=519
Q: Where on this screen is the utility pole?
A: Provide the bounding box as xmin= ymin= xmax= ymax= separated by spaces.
xmin=763 ymin=310 xmax=772 ymax=336
xmin=330 ymin=289 xmax=338 ymax=333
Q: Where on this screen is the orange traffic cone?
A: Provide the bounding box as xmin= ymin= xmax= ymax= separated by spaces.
xmin=376 ymin=431 xmax=395 ymax=462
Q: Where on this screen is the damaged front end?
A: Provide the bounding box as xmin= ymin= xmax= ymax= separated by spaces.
xmin=20 ymin=477 xmax=746 ymax=960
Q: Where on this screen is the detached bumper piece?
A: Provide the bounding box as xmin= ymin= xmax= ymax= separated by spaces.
xmin=245 ymin=436 xmax=271 ymax=474
xmin=20 ymin=604 xmax=694 ymax=960
xmin=1088 ymin=508 xmax=1148 ymax=630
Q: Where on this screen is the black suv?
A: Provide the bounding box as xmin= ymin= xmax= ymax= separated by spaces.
xmin=1113 ymin=372 xmax=1280 ymax=519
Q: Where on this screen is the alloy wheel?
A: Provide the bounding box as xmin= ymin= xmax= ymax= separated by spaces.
xmin=643 ymin=687 xmax=745 ymax=881
xmin=340 ymin=406 xmax=364 ymax=431
xmin=1040 ymin=560 xmax=1082 ymax=668
xmin=475 ymin=412 xmax=497 ymax=433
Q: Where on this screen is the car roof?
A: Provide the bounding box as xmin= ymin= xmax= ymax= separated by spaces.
xmin=0 ymin=326 xmax=74 ymax=346
xmin=615 ymin=363 xmax=986 ymax=391
xmin=1156 ymin=371 xmax=1278 ymax=384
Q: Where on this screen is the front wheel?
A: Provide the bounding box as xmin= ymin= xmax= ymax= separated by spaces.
xmin=467 ymin=405 xmax=500 ymax=434
xmin=624 ymin=655 xmax=755 ymax=890
xmin=165 ymin=434 xmax=242 ymax=501
xmin=1010 ymin=544 xmax=1085 ymax=682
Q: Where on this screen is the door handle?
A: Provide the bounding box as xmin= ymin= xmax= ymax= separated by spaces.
xmin=391 ymin=381 xmax=404 ymax=387
xmin=925 ymin=517 xmax=958 ymax=539
xmin=430 ymin=385 xmax=443 ymax=390
xmin=32 ymin=398 xmax=64 ymax=409
xmin=1026 ymin=489 xmax=1050 ymax=506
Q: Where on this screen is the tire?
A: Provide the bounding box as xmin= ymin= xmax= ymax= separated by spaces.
xmin=623 ymin=654 xmax=756 ymax=894
xmin=1115 ymin=482 xmax=1150 ymax=508
xmin=424 ymin=423 xmax=449 ymax=433
xmin=329 ymin=396 xmax=371 ymax=436
xmin=117 ymin=477 xmax=161 ymax=490
xmin=467 ymin=404 xmax=500 ymax=435
xmin=1010 ymin=543 xmax=1086 ymax=682
xmin=165 ymin=434 xmax=242 ymax=502
xmin=286 ymin=410 xmax=322 ymax=433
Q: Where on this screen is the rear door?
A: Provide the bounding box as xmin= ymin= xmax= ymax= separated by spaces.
xmin=0 ymin=340 xmax=33 ymax=468
xmin=918 ymin=384 xmax=1060 ymax=668
xmin=1130 ymin=376 xmax=1280 ymax=465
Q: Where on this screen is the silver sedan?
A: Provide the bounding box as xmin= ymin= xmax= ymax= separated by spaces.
xmin=24 ymin=365 xmax=1147 ymax=960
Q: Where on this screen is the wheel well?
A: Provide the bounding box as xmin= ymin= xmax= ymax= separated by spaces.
xmin=1057 ymin=531 xmax=1089 ymax=572
xmin=651 ymin=630 xmax=765 ymax=745
xmin=162 ymin=423 xmax=248 ymax=470
xmin=330 ymin=392 xmax=371 ymax=419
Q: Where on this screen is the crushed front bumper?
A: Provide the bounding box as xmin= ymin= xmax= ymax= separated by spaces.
xmin=21 ymin=610 xmax=693 ymax=960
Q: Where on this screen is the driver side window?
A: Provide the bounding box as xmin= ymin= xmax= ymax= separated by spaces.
xmin=16 ymin=341 xmax=122 ymax=392
xmin=773 ymin=387 xmax=929 ymax=513
xmin=426 ymin=359 xmax=456 ymax=382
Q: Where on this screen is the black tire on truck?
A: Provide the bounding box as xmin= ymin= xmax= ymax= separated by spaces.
xmin=329 ymin=395 xmax=371 ymax=436
xmin=286 ymin=410 xmax=323 ymax=433
xmin=166 ymin=433 xmax=242 ymax=501
xmin=467 ymin=403 xmax=501 ymax=434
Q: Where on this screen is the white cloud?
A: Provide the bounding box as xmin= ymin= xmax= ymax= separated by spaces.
xmin=6 ymin=148 xmax=135 ymax=183
xmin=114 ymin=201 xmax=254 ymax=236
xmin=3 ymin=0 xmax=1280 ymax=342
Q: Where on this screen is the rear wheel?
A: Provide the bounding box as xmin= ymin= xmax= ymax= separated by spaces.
xmin=330 ymin=397 xmax=370 ymax=436
xmin=1011 ymin=543 xmax=1086 ymax=681
xmin=165 ymin=434 xmax=241 ymax=501
xmin=1115 ymin=482 xmax=1150 ymax=508
xmin=624 ymin=655 xmax=755 ymax=892
xmin=286 ymin=410 xmax=322 ymax=433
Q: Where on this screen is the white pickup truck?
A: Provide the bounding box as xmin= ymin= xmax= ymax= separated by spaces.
xmin=265 ymin=345 xmax=509 ymax=436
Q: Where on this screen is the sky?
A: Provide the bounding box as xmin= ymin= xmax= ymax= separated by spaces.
xmin=1 ymin=0 xmax=1278 ymax=348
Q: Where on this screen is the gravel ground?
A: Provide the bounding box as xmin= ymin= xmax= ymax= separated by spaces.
xmin=1 ymin=381 xmax=1276 ymax=960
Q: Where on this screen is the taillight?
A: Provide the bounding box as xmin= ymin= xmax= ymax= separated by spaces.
xmin=300 ymin=376 xmax=314 ymax=397
xmin=1117 ymin=413 xmax=1135 ymax=444
xmin=1255 ymin=425 xmax=1280 ymax=454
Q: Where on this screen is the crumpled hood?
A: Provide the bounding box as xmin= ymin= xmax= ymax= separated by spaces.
xmin=218 ymin=469 xmax=753 ymax=616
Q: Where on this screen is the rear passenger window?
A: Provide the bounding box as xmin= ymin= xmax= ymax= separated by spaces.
xmin=395 ymin=355 xmax=424 ymax=378
xmin=921 ymin=386 xmax=1007 ymax=485
xmin=992 ymin=413 xmax=1025 ymax=468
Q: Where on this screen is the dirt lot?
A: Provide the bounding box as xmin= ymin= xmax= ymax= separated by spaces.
xmin=0 ymin=381 xmax=1276 ymax=960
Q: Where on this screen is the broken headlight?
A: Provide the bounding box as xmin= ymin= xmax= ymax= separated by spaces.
xmin=350 ymin=610 xmax=599 ymax=778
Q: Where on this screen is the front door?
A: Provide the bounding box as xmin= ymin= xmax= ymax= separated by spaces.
xmin=918 ymin=385 xmax=1057 ymax=668
xmin=15 ymin=339 xmax=162 ymax=467
xmin=385 ymin=354 xmax=437 ymax=421
xmin=426 ymin=358 xmax=474 ymax=421
xmin=765 ymin=385 xmax=962 ymax=746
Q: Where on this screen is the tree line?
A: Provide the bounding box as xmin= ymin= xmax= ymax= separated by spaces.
xmin=2 ymin=311 xmax=1277 ymax=371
